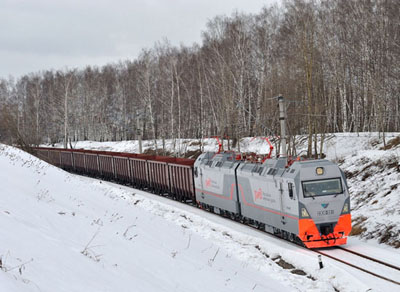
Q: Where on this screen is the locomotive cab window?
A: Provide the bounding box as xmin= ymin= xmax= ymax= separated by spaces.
xmin=302 ymin=178 xmax=343 ymax=198
xmin=288 ymin=182 xmax=294 ymax=199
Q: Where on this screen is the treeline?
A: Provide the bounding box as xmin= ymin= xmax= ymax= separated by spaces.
xmin=0 ymin=0 xmax=399 ymax=156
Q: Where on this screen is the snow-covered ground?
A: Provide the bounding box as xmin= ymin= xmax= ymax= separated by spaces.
xmin=1 ymin=143 xmax=400 ymax=292
xmin=45 ymin=137 xmax=279 ymax=157
xmin=45 ymin=132 xmax=400 ymax=248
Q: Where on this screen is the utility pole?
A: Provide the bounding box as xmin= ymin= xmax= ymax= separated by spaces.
xmin=63 ymin=71 xmax=75 ymax=149
xmin=278 ymin=96 xmax=287 ymax=158
xmin=136 ymin=111 xmax=142 ymax=154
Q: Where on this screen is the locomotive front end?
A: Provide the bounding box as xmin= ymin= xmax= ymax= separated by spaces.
xmin=296 ymin=160 xmax=351 ymax=248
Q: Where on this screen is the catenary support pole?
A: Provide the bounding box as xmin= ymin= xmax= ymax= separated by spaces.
xmin=278 ymin=96 xmax=287 ymax=158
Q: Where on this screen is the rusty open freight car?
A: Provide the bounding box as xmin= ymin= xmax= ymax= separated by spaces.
xmin=34 ymin=147 xmax=195 ymax=202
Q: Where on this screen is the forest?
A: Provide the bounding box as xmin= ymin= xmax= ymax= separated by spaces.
xmin=0 ymin=0 xmax=399 ymax=157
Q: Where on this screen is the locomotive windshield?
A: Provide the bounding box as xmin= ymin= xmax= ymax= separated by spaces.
xmin=302 ymin=178 xmax=343 ymax=198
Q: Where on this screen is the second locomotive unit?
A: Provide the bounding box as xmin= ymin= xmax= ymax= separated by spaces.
xmin=194 ymin=97 xmax=351 ymax=248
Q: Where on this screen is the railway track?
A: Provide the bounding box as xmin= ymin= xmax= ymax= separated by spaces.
xmin=337 ymin=246 xmax=400 ymax=271
xmin=314 ymin=247 xmax=400 ymax=286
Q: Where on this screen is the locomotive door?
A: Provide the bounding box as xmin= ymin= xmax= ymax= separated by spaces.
xmin=279 ymin=181 xmax=286 ymax=225
xmin=199 ymin=167 xmax=204 ymax=199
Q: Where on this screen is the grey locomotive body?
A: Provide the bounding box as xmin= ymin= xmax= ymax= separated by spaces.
xmin=194 ymin=152 xmax=351 ymax=248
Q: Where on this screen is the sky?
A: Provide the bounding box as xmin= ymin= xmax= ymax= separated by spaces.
xmin=0 ymin=0 xmax=277 ymax=79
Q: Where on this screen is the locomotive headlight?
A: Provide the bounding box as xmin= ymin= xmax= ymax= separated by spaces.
xmin=301 ymin=208 xmax=310 ymax=218
xmin=342 ymin=203 xmax=349 ymax=214
xmin=316 ymin=167 xmax=324 ymax=175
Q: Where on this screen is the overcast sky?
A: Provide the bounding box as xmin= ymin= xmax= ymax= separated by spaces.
xmin=0 ymin=0 xmax=278 ymax=79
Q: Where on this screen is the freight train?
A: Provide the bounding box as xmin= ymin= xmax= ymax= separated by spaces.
xmin=33 ymin=97 xmax=351 ymax=248
xmin=33 ymin=144 xmax=351 ymax=248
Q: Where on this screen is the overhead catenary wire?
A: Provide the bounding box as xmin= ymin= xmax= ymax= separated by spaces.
xmin=234 ymin=95 xmax=283 ymax=137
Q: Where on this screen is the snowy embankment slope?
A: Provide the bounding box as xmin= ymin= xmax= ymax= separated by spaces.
xmin=323 ymin=134 xmax=400 ymax=248
xmin=47 ymin=133 xmax=400 ymax=248
xmin=0 ymin=144 xmax=292 ymax=292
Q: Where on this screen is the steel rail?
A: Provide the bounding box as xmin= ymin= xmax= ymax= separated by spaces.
xmin=314 ymin=249 xmax=400 ymax=286
xmin=337 ymin=246 xmax=400 ymax=271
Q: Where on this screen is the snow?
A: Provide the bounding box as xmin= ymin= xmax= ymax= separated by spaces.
xmin=2 ymin=132 xmax=400 ymax=291
xmin=44 ymin=137 xmax=280 ymax=157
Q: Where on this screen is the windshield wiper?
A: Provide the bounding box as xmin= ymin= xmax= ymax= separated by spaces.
xmin=306 ymin=192 xmax=316 ymax=200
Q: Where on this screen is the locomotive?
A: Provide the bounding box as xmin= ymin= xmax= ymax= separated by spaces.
xmin=193 ymin=151 xmax=351 ymax=248
xmin=194 ymin=97 xmax=351 ymax=248
xmin=34 ymin=96 xmax=351 ymax=248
